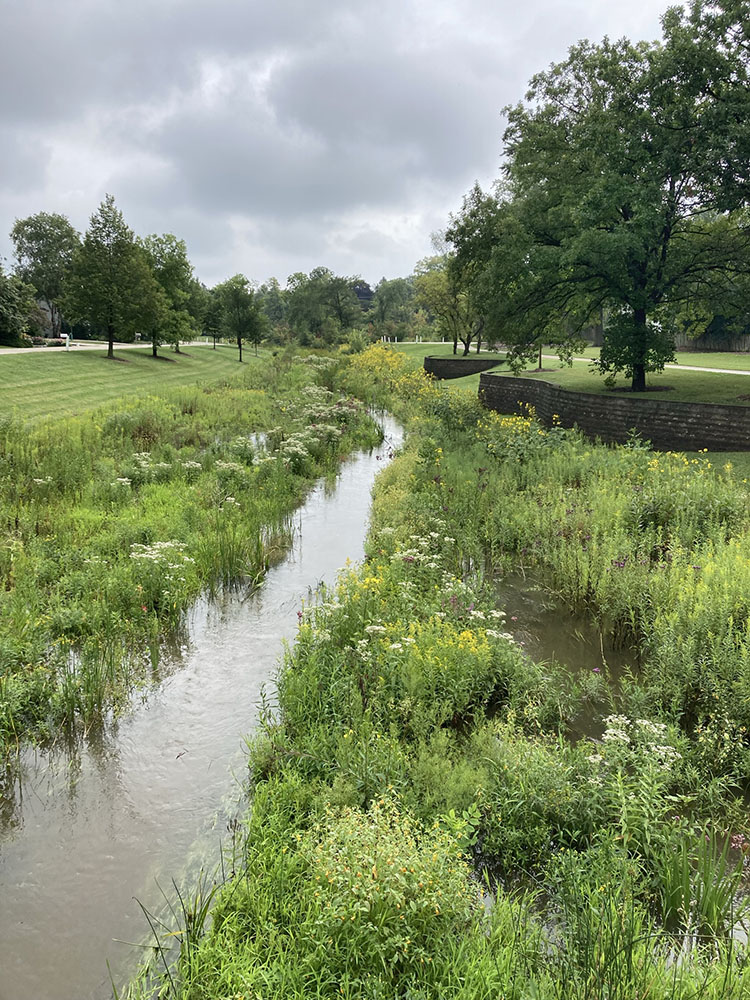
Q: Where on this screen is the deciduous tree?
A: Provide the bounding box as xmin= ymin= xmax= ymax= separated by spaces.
xmin=140 ymin=233 xmax=200 ymax=353
xmin=214 ymin=274 xmax=265 ymax=361
xmin=414 ymin=256 xmax=484 ymax=355
xmin=450 ymin=1 xmax=750 ymax=389
xmin=0 ymin=264 xmax=35 ymax=345
xmin=10 ymin=212 xmax=79 ymax=338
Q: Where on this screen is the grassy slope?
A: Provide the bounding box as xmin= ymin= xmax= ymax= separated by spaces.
xmin=0 ymin=344 xmax=250 ymax=421
xmin=392 ymin=343 xmax=750 ymax=475
xmin=394 ymin=343 xmax=750 ymax=404
xmin=408 ymin=341 xmax=750 ymax=373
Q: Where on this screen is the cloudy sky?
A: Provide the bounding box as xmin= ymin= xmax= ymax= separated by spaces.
xmin=1 ymin=0 xmax=673 ymax=288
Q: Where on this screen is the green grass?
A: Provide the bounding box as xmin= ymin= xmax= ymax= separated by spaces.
xmin=0 ymin=344 xmax=250 ymax=421
xmin=0 ymin=352 xmax=383 ymax=753
xmin=393 ymin=343 xmax=750 ymax=406
xmin=486 ymin=360 xmax=750 ymax=406
xmin=577 ymin=345 xmax=750 ymax=370
xmin=124 ymin=351 xmax=750 ymax=998
xmin=402 ymin=341 xmax=750 ymax=372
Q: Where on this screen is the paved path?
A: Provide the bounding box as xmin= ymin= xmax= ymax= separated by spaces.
xmin=416 ymin=343 xmax=750 ymax=376
xmin=561 ymin=355 xmax=750 ymax=376
xmin=0 ymin=341 xmax=211 ymax=356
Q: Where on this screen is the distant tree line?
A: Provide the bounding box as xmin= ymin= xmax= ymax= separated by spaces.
xmin=2 ymin=196 xmax=471 ymax=357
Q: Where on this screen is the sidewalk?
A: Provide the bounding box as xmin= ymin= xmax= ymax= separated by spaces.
xmin=0 ymin=341 xmax=211 ymax=356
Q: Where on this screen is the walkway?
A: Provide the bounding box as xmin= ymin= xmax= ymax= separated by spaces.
xmin=0 ymin=341 xmax=211 ymax=356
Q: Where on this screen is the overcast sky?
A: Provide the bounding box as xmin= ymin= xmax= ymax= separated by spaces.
xmin=1 ymin=0 xmax=674 ymax=288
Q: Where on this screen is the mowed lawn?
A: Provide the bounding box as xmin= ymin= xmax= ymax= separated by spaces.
xmin=394 ymin=343 xmax=750 ymax=406
xmin=393 ymin=342 xmax=750 ymax=473
xmin=0 ymin=344 xmax=254 ymax=421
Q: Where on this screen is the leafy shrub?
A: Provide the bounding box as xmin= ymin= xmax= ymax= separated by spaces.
xmin=301 ymin=799 xmax=481 ymax=978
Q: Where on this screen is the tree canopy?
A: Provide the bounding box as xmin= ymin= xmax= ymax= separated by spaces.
xmin=0 ymin=265 xmax=35 ymax=345
xmin=10 ymin=212 xmax=79 ymax=338
xmin=447 ymin=0 xmax=750 ymax=389
xmin=214 ymin=274 xmax=265 ymax=361
xmin=140 ymin=233 xmax=200 ymax=352
xmin=414 ymin=256 xmax=485 ymax=355
xmin=66 ymin=195 xmax=157 ymax=358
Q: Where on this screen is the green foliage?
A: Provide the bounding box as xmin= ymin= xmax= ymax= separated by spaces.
xmin=0 ymin=263 xmax=36 ymax=345
xmin=140 ymin=233 xmax=200 ymax=352
xmin=124 ymin=349 xmax=750 ymax=1000
xmin=414 ymin=255 xmax=484 ymax=355
xmin=0 ymin=355 xmax=378 ymax=752
xmin=65 ymin=194 xmax=149 ymax=356
xmin=302 ymin=799 xmax=480 ymax=978
xmin=213 ymin=273 xmax=266 ymax=361
xmin=286 ymin=267 xmax=363 ymax=345
xmin=10 ymin=211 xmax=80 ymax=337
xmin=448 ymin=2 xmax=750 ymax=390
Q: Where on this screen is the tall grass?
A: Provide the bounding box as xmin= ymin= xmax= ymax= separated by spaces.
xmin=0 ymin=353 xmax=381 ymax=756
xmin=122 ymin=347 xmax=750 ymax=998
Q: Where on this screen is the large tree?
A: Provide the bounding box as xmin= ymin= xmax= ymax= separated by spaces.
xmin=10 ymin=212 xmax=79 ymax=338
xmin=0 ymin=264 xmax=35 ymax=345
xmin=414 ymin=256 xmax=484 ymax=355
xmin=66 ymin=195 xmax=145 ymax=358
xmin=214 ymin=274 xmax=265 ymax=362
xmin=286 ymin=267 xmax=362 ymax=344
xmin=452 ymin=0 xmax=750 ymax=390
xmin=371 ymin=277 xmax=415 ymax=337
xmin=139 ymin=233 xmax=200 ymax=353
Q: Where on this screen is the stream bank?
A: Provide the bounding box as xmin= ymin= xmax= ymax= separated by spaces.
xmin=0 ymin=416 xmax=403 ymax=1000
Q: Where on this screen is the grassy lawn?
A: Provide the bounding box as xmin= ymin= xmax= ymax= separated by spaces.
xmin=576 ymin=344 xmax=750 ymax=370
xmin=0 ymin=344 xmax=253 ymax=421
xmin=394 ymin=342 xmax=750 ymax=405
xmin=392 ymin=342 xmax=750 ymax=473
xmin=485 ymin=359 xmax=750 ymax=406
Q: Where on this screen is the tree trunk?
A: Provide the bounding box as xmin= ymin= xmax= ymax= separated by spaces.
xmin=48 ymin=301 xmax=60 ymax=339
xmin=237 ymin=336 xmax=243 ymax=363
xmin=631 ymin=308 xmax=647 ymax=392
xmin=212 ymin=335 xmax=217 ymax=349
xmin=152 ymin=340 xmax=158 ymax=358
xmin=107 ymin=323 xmax=114 ymax=359
xmin=538 ymin=343 xmax=542 ymax=370
xmin=452 ymin=333 xmax=458 ymax=355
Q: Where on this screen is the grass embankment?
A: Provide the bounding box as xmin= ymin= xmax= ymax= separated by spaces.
xmin=0 ymin=344 xmax=246 ymax=421
xmin=128 ymin=346 xmax=750 ymax=999
xmin=395 ymin=342 xmax=750 ymax=406
xmin=0 ymin=353 xmax=381 ymax=754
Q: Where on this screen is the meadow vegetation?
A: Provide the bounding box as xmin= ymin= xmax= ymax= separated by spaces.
xmin=0 ymin=351 xmax=381 ymax=755
xmin=125 ymin=345 xmax=750 ymax=999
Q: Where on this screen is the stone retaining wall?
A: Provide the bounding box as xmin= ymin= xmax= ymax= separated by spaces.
xmin=478 ymin=373 xmax=750 ymax=451
xmin=424 ymin=355 xmax=505 ymax=379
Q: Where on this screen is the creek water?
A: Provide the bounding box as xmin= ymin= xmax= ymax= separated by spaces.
xmin=0 ymin=415 xmax=403 ymax=1000
xmin=494 ymin=572 xmax=637 ymax=737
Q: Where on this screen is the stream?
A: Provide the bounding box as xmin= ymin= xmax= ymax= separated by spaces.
xmin=0 ymin=415 xmax=403 ymax=1000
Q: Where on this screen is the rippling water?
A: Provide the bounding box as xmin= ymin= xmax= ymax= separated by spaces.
xmin=0 ymin=416 xmax=403 ymax=1000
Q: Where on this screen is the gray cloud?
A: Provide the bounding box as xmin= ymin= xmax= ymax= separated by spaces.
xmin=0 ymin=0 xmax=669 ymax=285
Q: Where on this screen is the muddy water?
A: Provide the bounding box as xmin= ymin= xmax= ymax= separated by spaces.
xmin=0 ymin=416 xmax=403 ymax=1000
xmin=495 ymin=573 xmax=636 ymax=676
xmin=494 ymin=572 xmax=637 ymax=735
